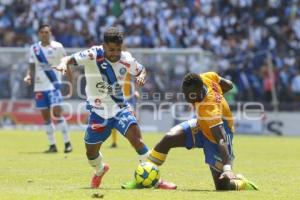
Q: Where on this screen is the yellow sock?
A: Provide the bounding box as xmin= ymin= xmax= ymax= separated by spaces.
xmin=147 ymin=149 xmax=167 ymax=166
xmin=111 ymin=129 xmax=117 ymax=144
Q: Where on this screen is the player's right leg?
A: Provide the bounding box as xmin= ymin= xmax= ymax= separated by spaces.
xmin=49 ymin=89 xmax=72 ymax=153
xmin=85 ymin=112 xmax=112 ymax=188
xmin=35 ymin=91 xmax=57 ymax=153
xmin=86 ymin=143 xmax=109 ymax=188
xmin=40 ymin=108 xmax=57 ymax=153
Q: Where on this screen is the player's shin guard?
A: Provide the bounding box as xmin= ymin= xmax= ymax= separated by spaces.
xmin=88 ymin=152 xmax=105 ymax=176
xmin=136 ymin=145 xmax=149 ymax=162
xmin=147 ymin=149 xmax=167 ymax=166
xmin=45 ymin=122 xmax=55 ymax=145
xmin=56 ymin=118 xmax=70 ymax=143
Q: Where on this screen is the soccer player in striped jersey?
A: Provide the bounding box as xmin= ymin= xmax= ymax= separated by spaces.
xmin=147 ymin=72 xmax=258 ymax=190
xmin=54 ymin=27 xmax=173 ymax=189
xmin=24 ymin=24 xmax=72 ymax=153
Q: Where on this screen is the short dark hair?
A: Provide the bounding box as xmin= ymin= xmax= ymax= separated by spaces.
xmin=103 ymin=27 xmax=123 ymax=44
xmin=181 ymin=73 xmax=204 ymax=103
xmin=38 ymin=24 xmax=51 ymax=31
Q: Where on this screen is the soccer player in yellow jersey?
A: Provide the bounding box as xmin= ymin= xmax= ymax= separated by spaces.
xmin=110 ymin=72 xmax=140 ymax=148
xmin=146 ymin=72 xmax=258 ymax=190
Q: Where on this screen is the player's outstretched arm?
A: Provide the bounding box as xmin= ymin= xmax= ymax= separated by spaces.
xmin=135 ymin=67 xmax=147 ymax=86
xmin=219 ymin=77 xmax=233 ymax=94
xmin=53 ymin=56 xmax=76 ymax=75
xmin=211 ymin=124 xmax=235 ymax=180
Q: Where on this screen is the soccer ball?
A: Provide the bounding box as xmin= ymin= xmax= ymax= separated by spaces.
xmin=134 ymin=162 xmax=160 ymax=188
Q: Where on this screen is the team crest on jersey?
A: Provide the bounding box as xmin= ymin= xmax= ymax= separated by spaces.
xmin=47 ymin=49 xmax=53 ymax=55
xmin=119 ymin=67 xmax=126 ymax=75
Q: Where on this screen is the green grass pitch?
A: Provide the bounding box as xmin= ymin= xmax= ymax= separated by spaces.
xmin=0 ymin=130 xmax=299 ymax=200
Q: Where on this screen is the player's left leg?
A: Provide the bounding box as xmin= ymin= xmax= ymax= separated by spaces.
xmin=40 ymin=108 xmax=57 ymax=153
xmin=50 ymin=90 xmax=72 ymax=153
xmin=114 ymin=109 xmax=149 ymax=161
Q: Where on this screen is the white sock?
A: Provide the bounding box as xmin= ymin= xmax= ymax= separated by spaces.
xmin=88 ymin=152 xmax=104 ymax=176
xmin=139 ymin=150 xmax=150 ymax=163
xmin=56 ymin=118 xmax=70 ymax=143
xmin=45 ymin=123 xmax=55 ymax=145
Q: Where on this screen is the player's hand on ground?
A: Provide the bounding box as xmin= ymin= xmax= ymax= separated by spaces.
xmin=24 ymin=75 xmax=32 ymax=85
xmin=135 ymin=76 xmax=146 ymax=86
xmin=219 ymin=170 xmax=236 ymax=180
xmin=53 ymin=63 xmax=67 ymax=75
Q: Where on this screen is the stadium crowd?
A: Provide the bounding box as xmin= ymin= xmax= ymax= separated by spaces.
xmin=0 ymin=0 xmax=300 ymax=104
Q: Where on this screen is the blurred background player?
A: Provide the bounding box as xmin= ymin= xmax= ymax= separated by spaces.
xmin=145 ymin=72 xmax=258 ymax=191
xmin=110 ymin=72 xmax=140 ymax=148
xmin=24 ymin=24 xmax=72 ymax=153
xmin=53 ymin=27 xmax=154 ymax=189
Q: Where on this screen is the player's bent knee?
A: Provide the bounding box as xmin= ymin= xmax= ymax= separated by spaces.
xmin=161 ymin=134 xmax=174 ymax=146
xmin=85 ymin=144 xmax=101 ymax=159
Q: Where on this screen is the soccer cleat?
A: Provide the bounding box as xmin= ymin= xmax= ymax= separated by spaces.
xmin=155 ymin=179 xmax=177 ymax=190
xmin=121 ymin=180 xmax=142 ymax=189
xmin=90 ymin=164 xmax=109 ymax=188
xmin=64 ymin=142 xmax=73 ymax=153
xmin=44 ymin=144 xmax=57 ymax=153
xmin=236 ymin=174 xmax=259 ymax=190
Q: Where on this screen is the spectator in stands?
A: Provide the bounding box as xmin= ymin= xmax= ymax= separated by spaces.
xmin=291 ymin=67 xmax=300 ymax=101
xmin=0 ymin=0 xmax=300 ymax=105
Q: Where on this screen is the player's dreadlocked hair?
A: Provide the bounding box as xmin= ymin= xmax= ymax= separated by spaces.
xmin=103 ymin=27 xmax=123 ymax=44
xmin=181 ymin=73 xmax=204 ymax=103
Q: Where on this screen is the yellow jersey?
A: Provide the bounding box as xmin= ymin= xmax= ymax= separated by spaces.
xmin=195 ymin=72 xmax=234 ymax=143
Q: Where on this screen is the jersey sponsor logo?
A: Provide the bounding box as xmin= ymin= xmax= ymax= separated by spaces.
xmin=90 ymin=122 xmax=105 ymax=132
xmin=95 ymin=81 xmax=122 ymax=95
xmin=212 ymin=82 xmax=222 ymax=103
